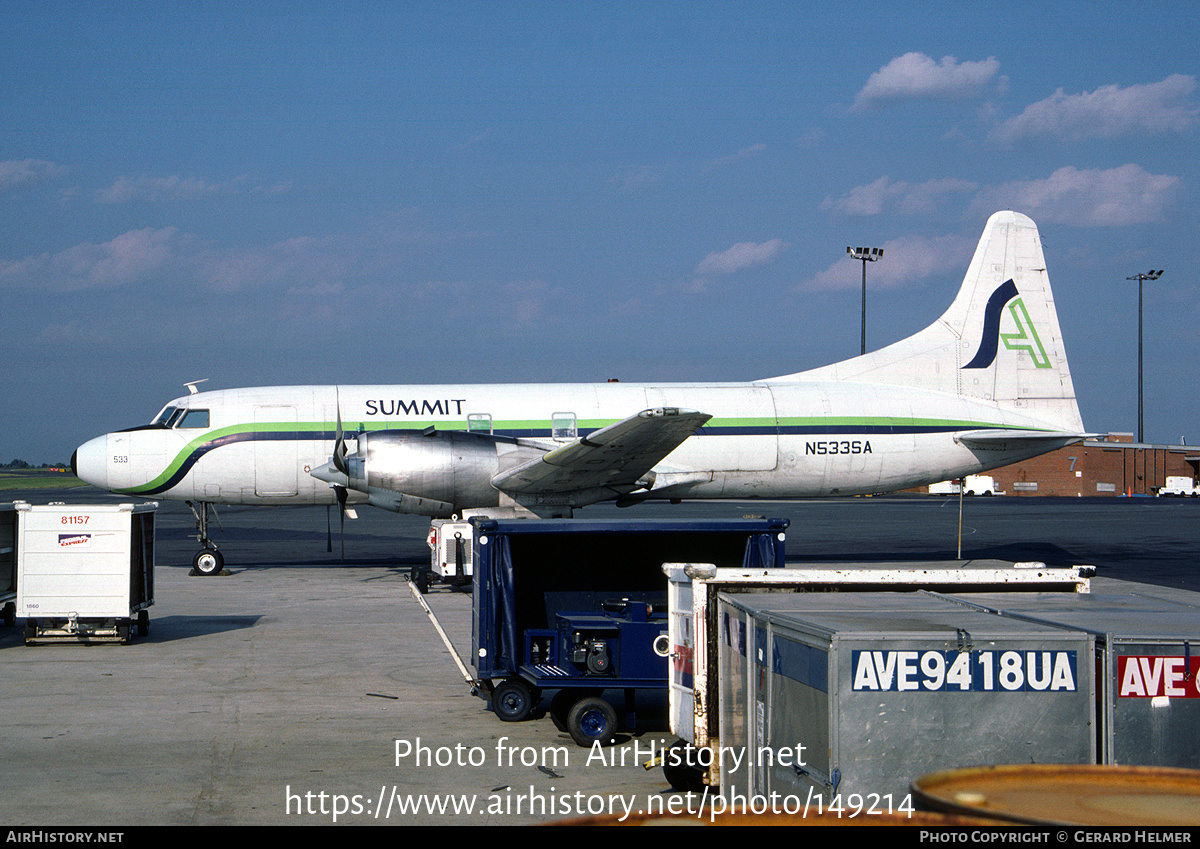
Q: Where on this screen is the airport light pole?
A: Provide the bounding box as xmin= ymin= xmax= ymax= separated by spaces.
xmin=1127 ymin=269 xmax=1163 ymax=444
xmin=847 ymin=246 xmax=884 ymax=355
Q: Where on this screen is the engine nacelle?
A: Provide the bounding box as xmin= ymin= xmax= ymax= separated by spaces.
xmin=345 ymin=430 xmax=545 ymax=516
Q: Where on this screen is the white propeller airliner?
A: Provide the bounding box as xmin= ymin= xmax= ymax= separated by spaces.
xmin=74 ymin=211 xmax=1087 ymax=574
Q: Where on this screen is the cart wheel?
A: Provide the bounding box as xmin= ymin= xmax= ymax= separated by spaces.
xmin=662 ymin=740 xmax=705 ymax=792
xmin=410 ymin=565 xmax=429 ymax=594
xmin=137 ymin=610 xmax=150 ymax=637
xmin=2 ymin=602 xmax=13 ymax=628
xmin=566 ymin=696 xmax=617 ymax=747
xmin=117 ymin=621 xmax=131 ymax=645
xmin=193 ymin=548 xmax=224 ymax=576
xmin=492 ymin=679 xmax=535 ymax=722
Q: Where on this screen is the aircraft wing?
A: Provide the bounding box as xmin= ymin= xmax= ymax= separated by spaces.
xmin=492 ymin=407 xmax=711 ymax=495
xmin=955 ymin=429 xmax=1093 ymax=451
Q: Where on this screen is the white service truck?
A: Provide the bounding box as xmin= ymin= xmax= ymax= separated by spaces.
xmin=928 ymin=474 xmax=1001 ymax=495
xmin=1157 ymin=476 xmax=1199 ymax=497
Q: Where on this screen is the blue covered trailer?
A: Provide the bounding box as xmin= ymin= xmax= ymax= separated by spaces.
xmin=470 ymin=517 xmax=787 ymax=746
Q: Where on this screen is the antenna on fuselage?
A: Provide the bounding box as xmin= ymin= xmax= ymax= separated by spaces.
xmin=184 ymin=378 xmax=209 ymax=395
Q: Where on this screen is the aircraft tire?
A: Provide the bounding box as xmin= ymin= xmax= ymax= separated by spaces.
xmin=193 ymin=548 xmax=224 ymax=576
xmin=492 ymin=679 xmax=535 ymax=722
xmin=566 ymin=696 xmax=617 ymax=747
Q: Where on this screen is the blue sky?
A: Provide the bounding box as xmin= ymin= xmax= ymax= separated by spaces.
xmin=2 ymin=2 xmax=1198 ymax=462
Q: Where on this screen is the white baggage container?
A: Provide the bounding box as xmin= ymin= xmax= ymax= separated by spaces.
xmin=427 ymin=519 xmax=473 ymax=586
xmin=0 ymin=505 xmax=14 ymax=627
xmin=9 ymin=501 xmax=156 ymax=644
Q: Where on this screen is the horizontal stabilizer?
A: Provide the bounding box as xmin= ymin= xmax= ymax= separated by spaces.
xmin=954 ymin=429 xmax=1091 ymax=452
xmin=492 ymin=408 xmax=711 ymax=495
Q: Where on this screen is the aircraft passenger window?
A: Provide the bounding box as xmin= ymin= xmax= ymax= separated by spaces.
xmin=552 ymin=413 xmax=576 ymax=440
xmin=468 ymin=414 xmax=492 ymax=434
xmin=177 ymin=409 xmax=210 ymax=429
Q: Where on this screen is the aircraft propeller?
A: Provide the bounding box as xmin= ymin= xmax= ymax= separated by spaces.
xmin=333 ymin=399 xmax=349 ymax=477
xmin=325 ymin=391 xmax=354 ymax=559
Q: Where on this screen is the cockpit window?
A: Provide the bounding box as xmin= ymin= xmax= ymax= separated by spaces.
xmin=152 ymin=406 xmax=185 ymax=427
xmin=177 ymin=409 xmax=210 ymax=429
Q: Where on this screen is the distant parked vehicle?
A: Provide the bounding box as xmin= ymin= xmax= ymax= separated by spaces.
xmin=928 ymin=474 xmax=1002 ymax=496
xmin=1157 ymin=476 xmax=1199 ymax=497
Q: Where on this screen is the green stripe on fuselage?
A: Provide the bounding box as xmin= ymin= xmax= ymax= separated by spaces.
xmin=117 ymin=413 xmax=1031 ymax=494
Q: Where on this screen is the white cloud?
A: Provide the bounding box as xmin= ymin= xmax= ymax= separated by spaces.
xmin=826 ymin=177 xmax=900 ymax=216
xmin=704 ymin=144 xmax=766 ymax=172
xmin=799 ymin=234 xmax=975 ymax=293
xmin=827 ymin=164 xmax=1177 ymax=226
xmin=96 ymin=174 xmax=287 ymax=203
xmin=98 ymin=175 xmax=222 ymax=203
xmin=855 ymin=53 xmax=1000 ymax=108
xmin=969 ymin=164 xmax=1178 ymax=225
xmin=196 ymin=212 xmax=453 ymax=292
xmin=0 ymin=159 xmax=66 ymax=191
xmin=696 ymin=239 xmax=786 ymax=276
xmin=0 ymin=212 xmax=458 ymax=297
xmin=0 ymin=227 xmax=179 ymax=291
xmin=992 ymin=74 xmax=1199 ymax=143
xmin=608 ymin=165 xmax=662 ymax=192
xmin=825 ymin=176 xmax=978 ymax=216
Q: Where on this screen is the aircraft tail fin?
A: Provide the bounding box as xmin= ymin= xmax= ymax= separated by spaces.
xmin=773 ymin=211 xmax=1084 ymax=433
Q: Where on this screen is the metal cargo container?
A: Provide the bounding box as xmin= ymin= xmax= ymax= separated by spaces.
xmin=12 ymin=501 xmax=156 ymax=644
xmin=936 ymin=591 xmax=1200 ymax=768
xmin=660 ymin=560 xmax=1093 ymax=790
xmin=717 ymin=591 xmax=1095 ymax=805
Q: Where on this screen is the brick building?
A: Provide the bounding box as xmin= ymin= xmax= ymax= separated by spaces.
xmin=953 ymin=434 xmax=1199 ymax=497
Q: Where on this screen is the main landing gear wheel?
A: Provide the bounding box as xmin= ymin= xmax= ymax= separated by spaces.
xmin=566 ymin=696 xmax=617 ymax=747
xmin=193 ymin=548 xmax=224 ymax=576
xmin=492 ymin=679 xmax=536 ymax=722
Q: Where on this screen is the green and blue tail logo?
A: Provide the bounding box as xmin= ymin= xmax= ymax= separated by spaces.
xmin=963 ymin=280 xmax=1051 ymax=369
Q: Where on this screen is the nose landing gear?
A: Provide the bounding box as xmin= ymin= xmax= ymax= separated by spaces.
xmin=186 ymin=500 xmax=225 ymax=576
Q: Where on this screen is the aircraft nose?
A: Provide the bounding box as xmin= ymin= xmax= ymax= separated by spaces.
xmin=73 ymin=435 xmax=109 ymax=490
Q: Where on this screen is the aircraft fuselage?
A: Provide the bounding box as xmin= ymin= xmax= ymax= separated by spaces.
xmin=73 ymin=379 xmax=1072 ymax=511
